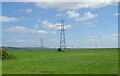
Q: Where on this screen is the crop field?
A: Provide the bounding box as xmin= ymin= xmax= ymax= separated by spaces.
xmin=2 ymin=49 xmax=118 ymax=74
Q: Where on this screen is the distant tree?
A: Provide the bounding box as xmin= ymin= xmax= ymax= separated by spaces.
xmin=0 ymin=48 xmax=8 ymax=59
xmin=0 ymin=48 xmax=16 ymax=60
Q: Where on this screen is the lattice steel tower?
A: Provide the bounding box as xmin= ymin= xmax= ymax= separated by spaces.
xmin=59 ymin=19 xmax=66 ymax=51
xmin=41 ymin=38 xmax=44 ymax=49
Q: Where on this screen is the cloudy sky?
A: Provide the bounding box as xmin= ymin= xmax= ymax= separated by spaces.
xmin=1 ymin=1 xmax=119 ymax=48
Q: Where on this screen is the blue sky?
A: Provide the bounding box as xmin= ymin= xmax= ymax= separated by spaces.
xmin=1 ymin=2 xmax=119 ymax=48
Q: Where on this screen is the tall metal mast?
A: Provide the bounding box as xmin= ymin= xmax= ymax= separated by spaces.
xmin=59 ymin=19 xmax=66 ymax=51
xmin=95 ymin=42 xmax=97 ymax=49
xmin=41 ymin=38 xmax=43 ymax=49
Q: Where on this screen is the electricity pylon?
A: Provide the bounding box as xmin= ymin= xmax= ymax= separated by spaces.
xmin=59 ymin=19 xmax=66 ymax=51
xmin=41 ymin=38 xmax=44 ymax=49
xmin=95 ymin=42 xmax=97 ymax=49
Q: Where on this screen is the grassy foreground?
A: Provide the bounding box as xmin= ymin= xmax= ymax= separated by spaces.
xmin=2 ymin=49 xmax=118 ymax=74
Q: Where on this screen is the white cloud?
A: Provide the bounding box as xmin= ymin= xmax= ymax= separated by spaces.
xmin=111 ymin=33 xmax=120 ymax=37
xmin=87 ymin=38 xmax=98 ymax=42
xmin=19 ymin=8 xmax=32 ymax=14
xmin=87 ymin=33 xmax=118 ymax=43
xmin=26 ymin=9 xmax=32 ymax=13
xmin=0 ymin=16 xmax=24 ymax=23
xmin=85 ymin=22 xmax=94 ymax=25
xmin=56 ymin=13 xmax=63 ymax=16
xmin=37 ymin=19 xmax=42 ymax=22
xmin=34 ymin=0 xmax=117 ymax=10
xmin=115 ymin=13 xmax=120 ymax=16
xmin=4 ymin=26 xmax=56 ymax=34
xmin=32 ymin=30 xmax=48 ymax=34
xmin=6 ymin=39 xmax=25 ymax=43
xmin=85 ymin=21 xmax=99 ymax=27
xmin=66 ymin=10 xmax=97 ymax=21
xmin=4 ymin=26 xmax=32 ymax=33
xmin=39 ymin=20 xmax=71 ymax=29
xmin=49 ymin=31 xmax=57 ymax=34
xmin=3 ymin=0 xmax=120 ymax=2
xmin=100 ymin=33 xmax=119 ymax=41
xmin=34 ymin=24 xmax=39 ymax=29
xmin=82 ymin=33 xmax=118 ymax=48
xmin=67 ymin=10 xmax=80 ymax=18
xmin=76 ymin=12 xmax=97 ymax=21
xmin=3 ymin=39 xmax=26 ymax=47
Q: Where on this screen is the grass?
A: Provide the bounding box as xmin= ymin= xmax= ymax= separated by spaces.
xmin=2 ymin=48 xmax=118 ymax=74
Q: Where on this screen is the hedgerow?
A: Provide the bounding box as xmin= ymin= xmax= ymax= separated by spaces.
xmin=0 ymin=48 xmax=16 ymax=60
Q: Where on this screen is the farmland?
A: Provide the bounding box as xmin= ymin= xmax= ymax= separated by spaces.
xmin=2 ymin=48 xmax=118 ymax=74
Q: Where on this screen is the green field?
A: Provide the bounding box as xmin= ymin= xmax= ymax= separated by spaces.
xmin=2 ymin=49 xmax=118 ymax=74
